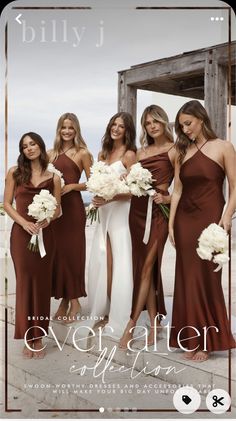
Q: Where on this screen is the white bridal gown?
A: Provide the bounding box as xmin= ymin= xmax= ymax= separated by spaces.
xmin=85 ymin=160 xmax=133 ymax=339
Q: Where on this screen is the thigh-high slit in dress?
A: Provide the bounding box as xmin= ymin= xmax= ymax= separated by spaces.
xmin=129 ymin=151 xmax=174 ymax=322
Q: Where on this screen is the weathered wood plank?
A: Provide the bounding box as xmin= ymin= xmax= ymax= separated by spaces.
xmin=119 ymin=54 xmax=207 ymax=86
xmin=117 ymin=42 xmax=235 ymax=139
xmin=204 ymin=50 xmax=228 ymax=139
xmin=118 ymin=73 xmax=137 ymax=124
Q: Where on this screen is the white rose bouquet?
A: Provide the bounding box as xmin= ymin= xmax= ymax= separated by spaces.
xmin=124 ymin=163 xmax=170 ymax=244
xmin=196 ymin=223 xmax=229 ymax=272
xmin=47 ymin=163 xmax=65 ymax=188
xmin=27 ymin=189 xmax=58 ymax=257
xmin=125 ymin=163 xmax=170 ymax=219
xmin=86 ymin=161 xmax=129 ymax=223
xmin=125 ymin=162 xmax=153 ymax=196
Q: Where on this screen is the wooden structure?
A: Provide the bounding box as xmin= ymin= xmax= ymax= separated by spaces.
xmin=118 ymin=42 xmax=236 ymax=140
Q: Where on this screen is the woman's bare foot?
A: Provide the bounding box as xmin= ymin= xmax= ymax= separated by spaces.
xmin=64 ymin=299 xmax=81 ymax=324
xmin=147 ymin=323 xmax=163 ymax=346
xmin=181 ymin=350 xmax=197 ymax=360
xmin=22 ymin=345 xmax=33 ymax=359
xmin=119 ymin=319 xmax=135 ymax=350
xmin=33 ymin=339 xmax=46 ymax=359
xmin=53 ymin=298 xmax=69 ymax=320
xmin=192 ymin=350 xmax=209 ymax=362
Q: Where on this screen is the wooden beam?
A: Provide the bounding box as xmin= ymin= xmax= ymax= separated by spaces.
xmin=119 ymin=53 xmax=206 ymax=86
xmin=118 ymin=73 xmax=137 ymax=125
xmin=117 ymin=42 xmax=236 ymax=132
xmin=204 ymin=50 xmax=228 ymax=140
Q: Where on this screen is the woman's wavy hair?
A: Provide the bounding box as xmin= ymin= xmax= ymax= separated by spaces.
xmin=140 ymin=104 xmax=174 ymax=147
xmin=13 ymin=132 xmax=48 ymax=185
xmin=175 ymin=100 xmax=217 ymax=164
xmin=101 ymin=112 xmax=136 ymax=160
xmin=51 ymin=112 xmax=93 ymax=163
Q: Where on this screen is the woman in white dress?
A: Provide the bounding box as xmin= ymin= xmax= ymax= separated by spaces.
xmin=85 ymin=112 xmax=137 ymax=339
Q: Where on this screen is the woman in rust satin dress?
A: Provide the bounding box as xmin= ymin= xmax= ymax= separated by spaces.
xmin=48 ymin=113 xmax=93 ymax=322
xmin=169 ymin=100 xmax=236 ymax=361
xmin=119 ymin=105 xmax=175 ymax=349
xmin=4 ymin=132 xmax=61 ymax=358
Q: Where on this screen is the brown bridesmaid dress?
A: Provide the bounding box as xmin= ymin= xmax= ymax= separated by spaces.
xmin=52 ymin=153 xmax=86 ymax=299
xmin=170 ymin=143 xmax=235 ymax=352
xmin=11 ymin=178 xmax=55 ymax=340
xmin=129 ymin=151 xmax=174 ymax=319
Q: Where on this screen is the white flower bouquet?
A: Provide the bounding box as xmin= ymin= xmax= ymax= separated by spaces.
xmin=196 ymin=223 xmax=229 ymax=272
xmin=47 ymin=163 xmax=65 ymax=188
xmin=125 ymin=163 xmax=170 ymax=219
xmin=125 ymin=162 xmax=153 ymax=197
xmin=27 ymin=189 xmax=58 ymax=257
xmin=86 ymin=161 xmax=129 ymax=223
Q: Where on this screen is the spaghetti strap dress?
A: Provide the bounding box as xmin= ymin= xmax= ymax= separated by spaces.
xmin=52 ymin=153 xmax=86 ymax=299
xmin=10 ymin=177 xmax=55 ymax=340
xmin=170 ymin=143 xmax=235 ymax=351
xmin=129 ymin=150 xmax=174 ymax=319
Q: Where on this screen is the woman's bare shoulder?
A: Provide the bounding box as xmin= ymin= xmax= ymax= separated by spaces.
xmin=212 ymin=138 xmax=235 ymax=152
xmin=137 ymin=147 xmax=146 ymax=160
xmin=124 ymin=149 xmax=136 ymax=159
xmin=7 ymin=166 xmax=17 ymax=175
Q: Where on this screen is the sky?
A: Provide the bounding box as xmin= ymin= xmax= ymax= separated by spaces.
xmin=0 ymin=0 xmax=235 ymax=201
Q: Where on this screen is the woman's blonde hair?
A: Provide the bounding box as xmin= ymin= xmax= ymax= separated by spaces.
xmin=51 ymin=112 xmax=93 ymax=162
xmin=140 ymin=104 xmax=173 ymax=147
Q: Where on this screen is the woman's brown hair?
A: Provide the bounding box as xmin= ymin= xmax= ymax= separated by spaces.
xmin=101 ymin=112 xmax=136 ymax=160
xmin=175 ymin=100 xmax=217 ymax=164
xmin=13 ymin=132 xmax=48 ymax=185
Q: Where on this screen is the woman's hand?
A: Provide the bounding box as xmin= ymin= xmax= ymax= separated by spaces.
xmin=153 ymin=192 xmax=169 ymax=205
xmin=92 ymin=196 xmax=109 ymax=208
xmin=36 ymin=219 xmax=50 ymax=230
xmin=22 ymin=221 xmax=39 ymax=235
xmin=219 ymin=215 xmax=232 ymax=233
xmin=168 ymin=226 xmax=175 ymax=247
xmin=61 ymin=184 xmax=74 ymax=195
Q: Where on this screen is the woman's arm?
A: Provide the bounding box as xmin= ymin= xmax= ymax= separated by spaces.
xmin=3 ymin=168 xmax=39 ymax=235
xmin=51 ymin=175 xmax=61 ymax=220
xmin=219 ymin=142 xmax=236 ymax=231
xmin=153 ymin=147 xmax=176 ymax=206
xmin=62 ymin=149 xmax=93 ymax=195
xmin=123 ymin=150 xmax=137 ymax=171
xmin=33 ymin=175 xmax=62 ymax=230
xmin=168 ymin=157 xmax=183 ymax=247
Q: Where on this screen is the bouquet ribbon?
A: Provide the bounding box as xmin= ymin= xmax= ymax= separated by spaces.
xmin=38 ymin=228 xmax=46 ymax=257
xmin=29 ymin=228 xmax=46 ymax=258
xmin=143 ymin=195 xmax=153 ymax=244
xmin=214 ymin=264 xmax=223 ymax=273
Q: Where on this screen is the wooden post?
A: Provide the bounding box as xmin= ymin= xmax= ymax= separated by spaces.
xmin=118 ymin=72 xmax=137 ymax=125
xmin=204 ymin=50 xmax=228 ymax=140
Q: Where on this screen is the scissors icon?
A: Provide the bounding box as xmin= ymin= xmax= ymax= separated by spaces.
xmin=212 ymin=395 xmax=224 ymax=407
